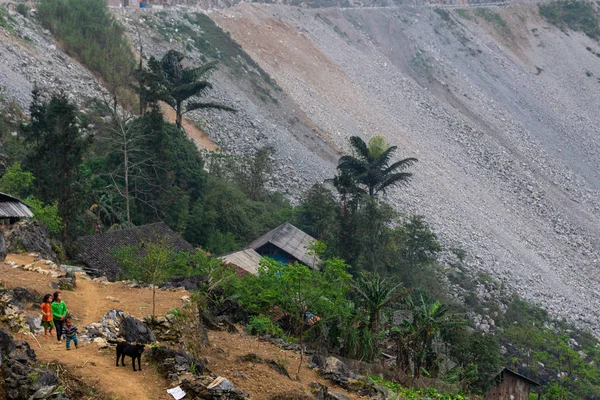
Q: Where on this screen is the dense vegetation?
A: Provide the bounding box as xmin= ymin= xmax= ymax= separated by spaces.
xmin=539 ymin=0 xmax=600 ymax=39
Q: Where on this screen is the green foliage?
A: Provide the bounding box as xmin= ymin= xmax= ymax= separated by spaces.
xmin=455 ymin=9 xmax=473 ymax=21
xmin=0 ymin=162 xmax=34 ymax=198
xmin=0 ymin=7 xmax=16 ymax=34
xmin=434 ymin=8 xmax=452 ymax=23
xmin=337 ymin=135 xmax=417 ymax=198
xmin=21 ymin=90 xmax=91 ymax=236
xmin=369 ymin=376 xmax=466 ymax=399
xmin=246 ymin=315 xmax=286 ymax=337
xmin=539 ymin=0 xmax=600 ymax=39
xmin=38 ymin=0 xmax=135 ymax=88
xmin=147 ymin=50 xmax=234 ymax=129
xmin=16 ymin=3 xmax=29 ymax=17
xmin=474 ymin=8 xmax=511 ymax=37
xmin=24 ymin=197 xmax=63 ymax=234
xmin=393 ymin=295 xmax=466 ymax=380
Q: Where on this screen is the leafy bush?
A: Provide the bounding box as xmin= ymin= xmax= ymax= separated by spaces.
xmin=539 ymin=0 xmax=600 ymax=39
xmin=0 ymin=162 xmax=34 ymax=199
xmin=24 ymin=197 xmax=63 ymax=234
xmin=246 ymin=315 xmax=285 ymax=337
xmin=16 ymin=3 xmax=29 ymax=17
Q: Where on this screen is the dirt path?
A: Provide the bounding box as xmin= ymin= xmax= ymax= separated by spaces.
xmin=1 ymin=255 xmax=186 ymax=400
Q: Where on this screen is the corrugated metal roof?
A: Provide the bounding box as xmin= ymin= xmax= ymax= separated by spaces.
xmin=248 ymin=222 xmax=320 ymax=269
xmin=0 ymin=192 xmax=33 ymax=218
xmin=220 ymin=248 xmax=262 ymax=275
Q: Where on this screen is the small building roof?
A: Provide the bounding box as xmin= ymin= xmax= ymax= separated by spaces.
xmin=497 ymin=368 xmax=540 ymax=387
xmin=220 ymin=248 xmax=263 ymax=275
xmin=248 ymin=222 xmax=319 ymax=268
xmin=76 ymin=222 xmax=194 ymax=280
xmin=0 ymin=192 xmax=33 ymax=219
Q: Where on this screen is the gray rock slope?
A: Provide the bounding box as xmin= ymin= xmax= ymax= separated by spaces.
xmin=211 ymin=4 xmax=600 ymax=331
xmin=2 ymin=3 xmax=600 ymax=332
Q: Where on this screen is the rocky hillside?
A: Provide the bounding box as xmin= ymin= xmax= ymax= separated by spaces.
xmin=2 ymin=1 xmax=600 ymax=333
xmin=209 ymin=3 xmax=600 ymax=333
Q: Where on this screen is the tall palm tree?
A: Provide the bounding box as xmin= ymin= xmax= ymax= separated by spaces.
xmin=148 ymin=50 xmax=235 ymax=129
xmin=337 ymin=136 xmax=417 ymax=198
xmin=352 ymin=271 xmax=405 ymax=333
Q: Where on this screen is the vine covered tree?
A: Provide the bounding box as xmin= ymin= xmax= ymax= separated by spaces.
xmin=337 ymin=135 xmax=417 ymax=198
xmin=148 ymin=50 xmax=235 ymax=129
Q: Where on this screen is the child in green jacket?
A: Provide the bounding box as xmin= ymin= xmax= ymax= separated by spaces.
xmin=51 ymin=291 xmax=68 ymax=343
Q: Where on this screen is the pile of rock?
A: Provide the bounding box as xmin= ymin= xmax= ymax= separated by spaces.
xmin=0 ymin=328 xmax=69 ymax=400
xmin=311 ymin=355 xmax=384 ymax=399
xmin=146 ymin=346 xmax=206 ymax=382
xmin=81 ymin=309 xmax=156 ymax=348
xmin=143 ymin=313 xmax=180 ymax=342
xmin=0 ymin=286 xmax=41 ymax=334
xmin=180 ymin=376 xmax=249 ymax=399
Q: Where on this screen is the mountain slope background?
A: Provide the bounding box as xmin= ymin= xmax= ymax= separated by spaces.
xmin=1 ymin=1 xmax=600 ymax=333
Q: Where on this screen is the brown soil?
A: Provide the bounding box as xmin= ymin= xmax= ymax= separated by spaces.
xmin=1 ymin=255 xmax=360 ymax=400
xmin=160 ymin=102 xmax=218 ymax=151
xmin=206 ymin=331 xmax=360 ymax=399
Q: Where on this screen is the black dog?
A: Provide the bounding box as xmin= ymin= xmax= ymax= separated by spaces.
xmin=108 ymin=340 xmax=145 ymax=371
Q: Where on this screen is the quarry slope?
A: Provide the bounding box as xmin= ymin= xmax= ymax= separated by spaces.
xmin=2 ymin=3 xmax=600 ymax=333
xmin=209 ymin=4 xmax=600 ymax=331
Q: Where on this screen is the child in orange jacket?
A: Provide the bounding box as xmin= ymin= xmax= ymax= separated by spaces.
xmin=40 ymin=294 xmax=54 ymax=339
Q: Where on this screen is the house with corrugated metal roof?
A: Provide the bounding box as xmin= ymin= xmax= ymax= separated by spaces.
xmin=220 ymin=222 xmax=320 ymax=275
xmin=0 ymin=192 xmax=33 ymax=227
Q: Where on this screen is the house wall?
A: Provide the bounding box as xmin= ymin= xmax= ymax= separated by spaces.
xmin=484 ymin=373 xmax=531 ymax=400
xmin=255 ymin=243 xmax=299 ymax=266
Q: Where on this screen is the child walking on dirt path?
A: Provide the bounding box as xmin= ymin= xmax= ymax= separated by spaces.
xmin=51 ymin=291 xmax=68 ymax=343
xmin=61 ymin=316 xmax=78 ymax=350
xmin=40 ymin=294 xmax=54 ymax=339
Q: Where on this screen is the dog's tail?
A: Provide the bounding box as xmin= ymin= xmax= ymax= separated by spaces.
xmin=106 ymin=339 xmax=123 ymax=345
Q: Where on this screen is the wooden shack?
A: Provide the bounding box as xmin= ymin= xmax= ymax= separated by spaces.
xmin=0 ymin=192 xmax=33 ymax=228
xmin=485 ymin=368 xmax=540 ymax=400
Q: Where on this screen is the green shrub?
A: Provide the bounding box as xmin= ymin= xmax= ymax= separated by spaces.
xmin=16 ymin=3 xmax=29 ymax=17
xmin=539 ymin=0 xmax=600 ymax=39
xmin=24 ymin=197 xmax=63 ymax=234
xmin=246 ymin=315 xmax=285 ymax=337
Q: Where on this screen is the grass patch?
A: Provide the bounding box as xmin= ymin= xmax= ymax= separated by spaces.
xmin=38 ymin=0 xmax=135 ymax=88
xmin=434 ymin=8 xmax=452 ymax=23
xmin=474 ymin=8 xmax=512 ymax=38
xmin=44 ymin=361 xmax=112 ymax=400
xmin=539 ymin=0 xmax=600 ymax=39
xmin=0 ymin=7 xmax=16 ymax=34
xmin=455 ymin=9 xmax=473 ymax=21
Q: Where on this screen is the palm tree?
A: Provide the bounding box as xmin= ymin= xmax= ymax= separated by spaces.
xmin=337 ymin=136 xmax=417 ymax=198
xmin=148 ymin=50 xmax=235 ymax=129
xmin=352 ymin=271 xmax=405 ymax=333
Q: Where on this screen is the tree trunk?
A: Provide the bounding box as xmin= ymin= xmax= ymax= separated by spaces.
xmin=123 ymin=139 xmax=131 ymax=227
xmin=152 ymin=285 xmax=156 ymax=322
xmin=176 ymin=101 xmax=182 ymax=129
xmin=296 ymin=320 xmax=305 ymax=380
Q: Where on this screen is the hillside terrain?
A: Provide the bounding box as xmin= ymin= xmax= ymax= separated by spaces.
xmin=0 ymin=254 xmax=360 ymax=399
xmin=1 ymin=0 xmax=600 ymax=335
